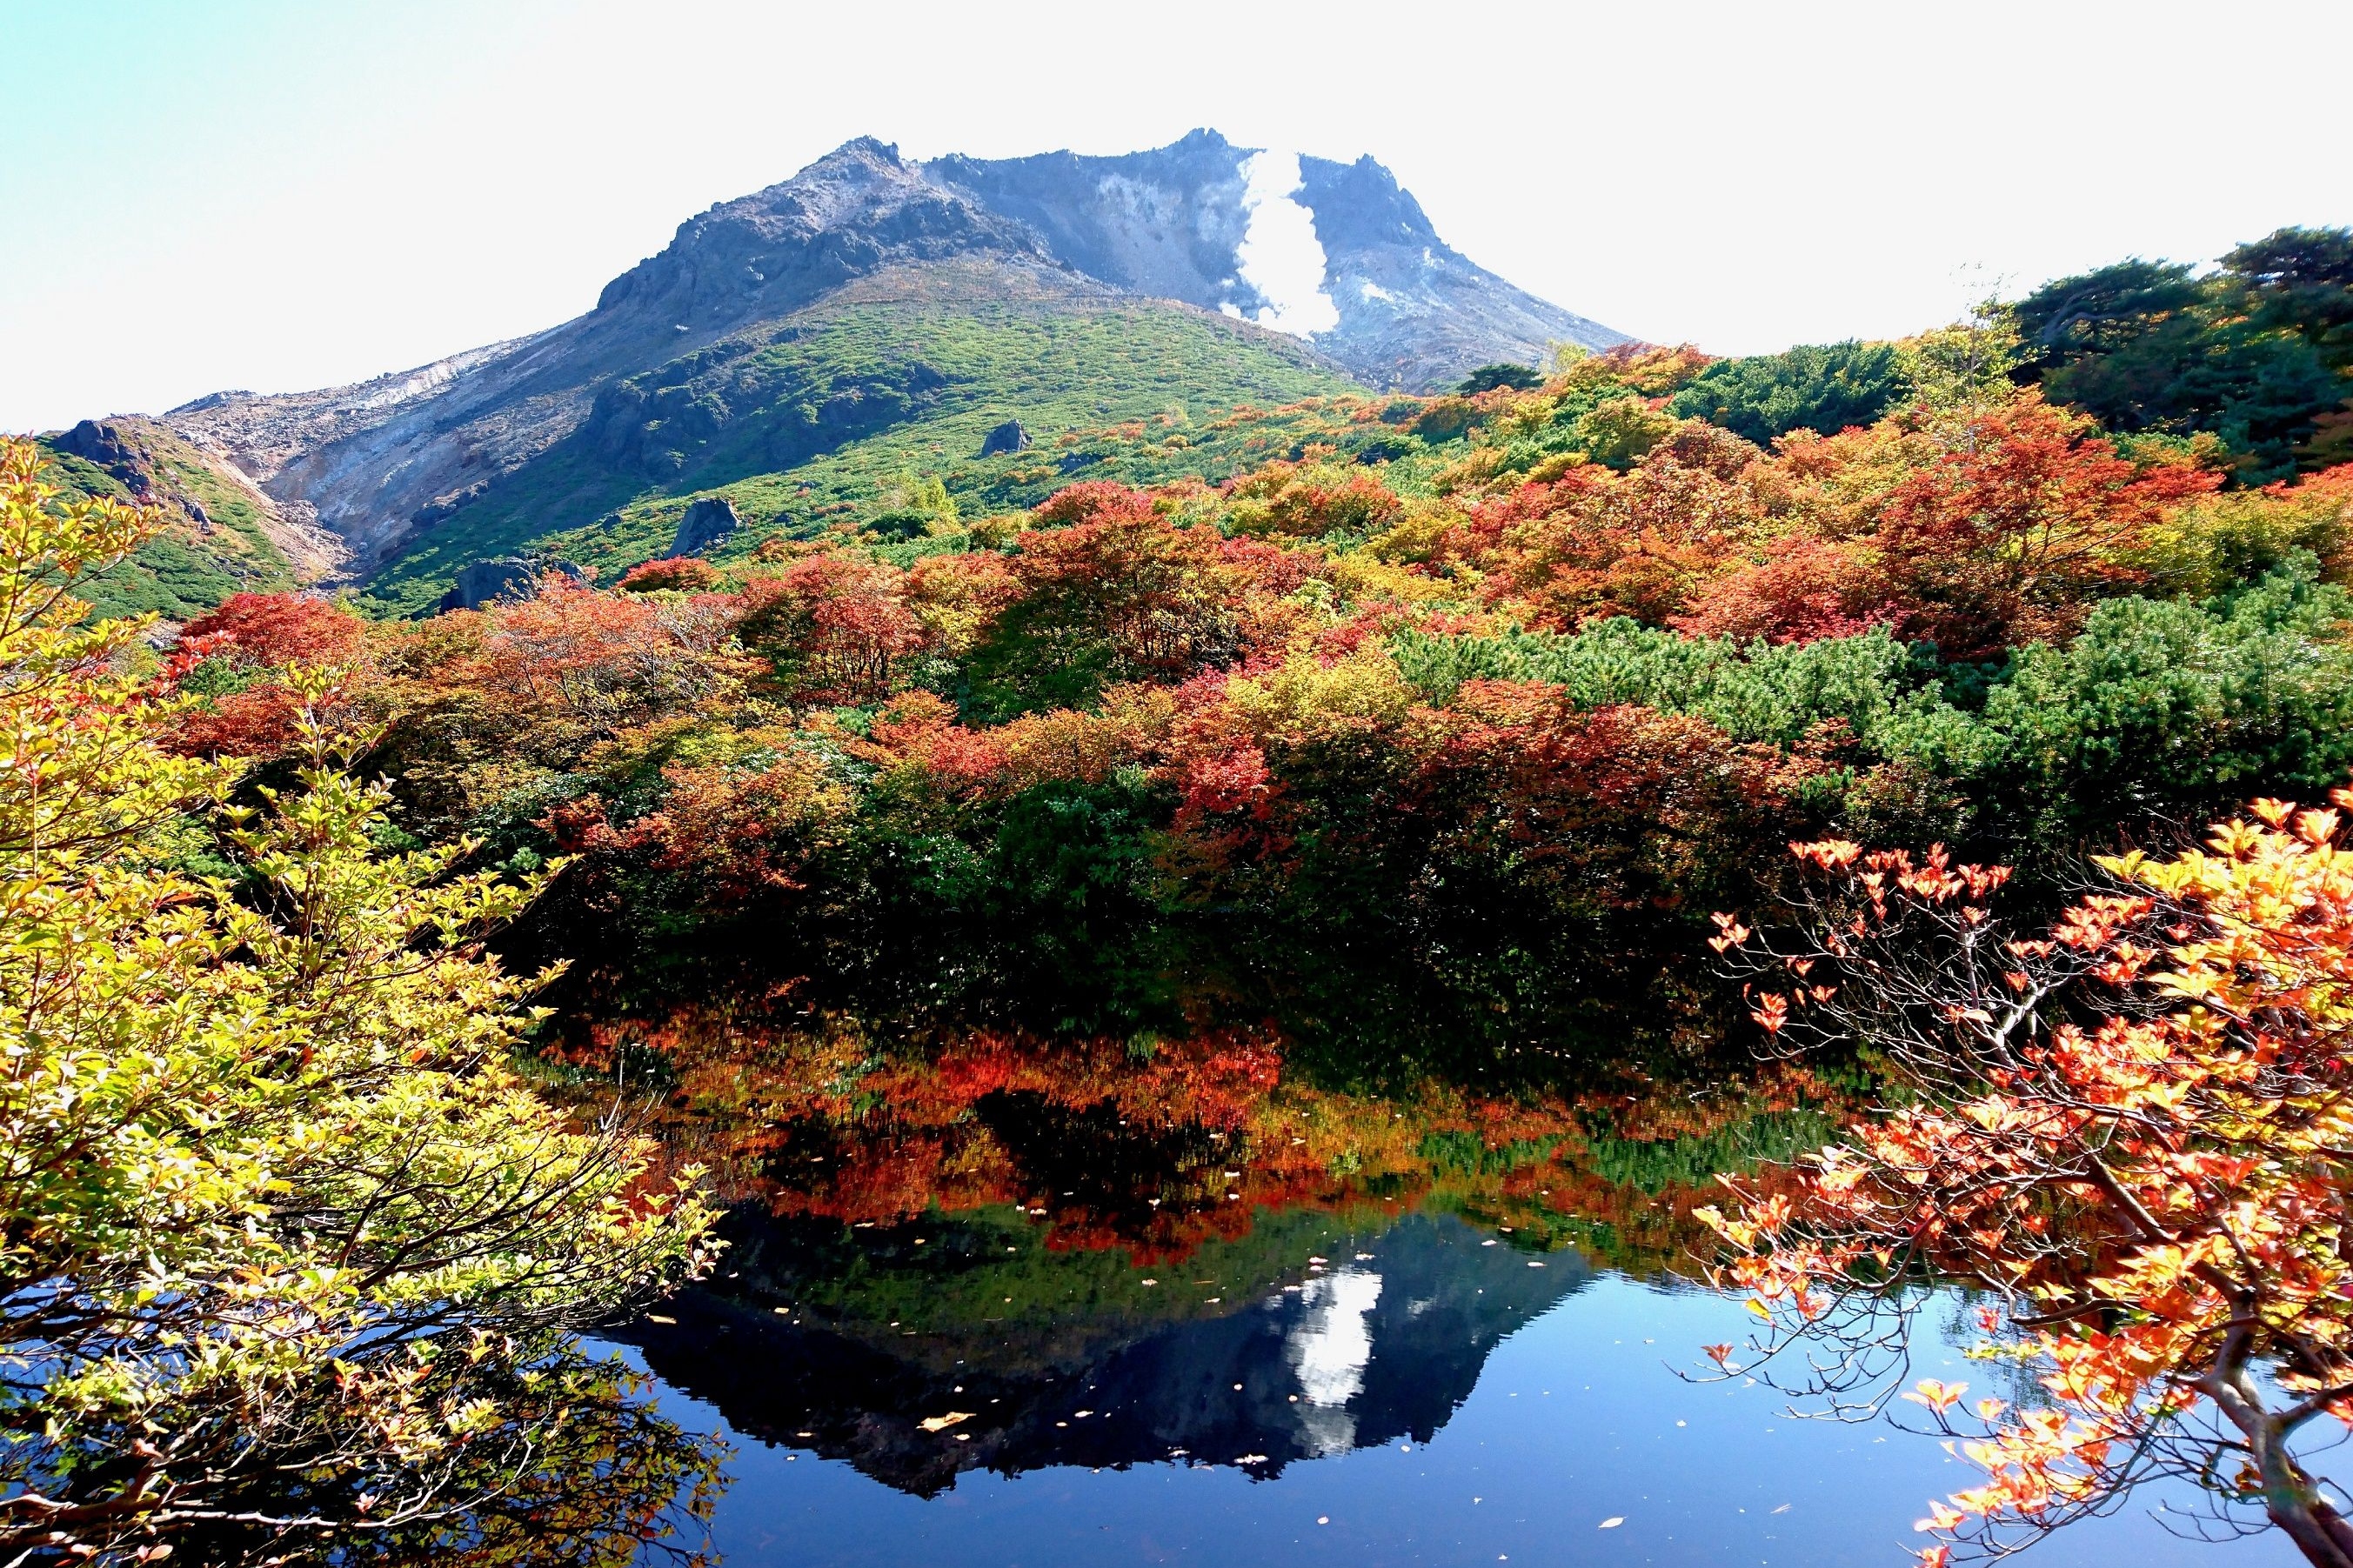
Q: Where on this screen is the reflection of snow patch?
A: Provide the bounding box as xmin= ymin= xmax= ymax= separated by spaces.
xmin=1286 ymin=1267 xmax=1380 ymax=1454
xmin=1228 ymin=151 xmax=1340 ymax=338
xmin=1360 ymin=281 xmax=1396 ymax=304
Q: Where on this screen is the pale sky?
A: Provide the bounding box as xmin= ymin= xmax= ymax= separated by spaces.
xmin=4 ymin=0 xmax=2347 ymax=432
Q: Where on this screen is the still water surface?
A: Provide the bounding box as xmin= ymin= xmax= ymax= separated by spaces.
xmin=580 ymin=1014 xmax=2293 ymax=1566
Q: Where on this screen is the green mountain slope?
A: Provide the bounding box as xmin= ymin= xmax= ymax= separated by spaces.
xmin=359 ymin=265 xmax=1357 ymax=615
xmin=37 ymin=418 xmax=320 ymax=620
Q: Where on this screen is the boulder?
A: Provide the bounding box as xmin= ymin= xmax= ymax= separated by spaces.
xmin=434 ymin=557 xmax=585 ymax=615
xmin=671 ymin=495 xmax=741 ymax=557
xmin=978 ymin=418 xmax=1031 ymax=457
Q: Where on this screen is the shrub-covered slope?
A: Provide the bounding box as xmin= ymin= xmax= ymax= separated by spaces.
xmin=358 ymin=265 xmax=1354 ymax=614
xmin=33 ymin=417 xmax=331 ymax=620
xmin=155 ymin=335 xmax=2353 ymax=1052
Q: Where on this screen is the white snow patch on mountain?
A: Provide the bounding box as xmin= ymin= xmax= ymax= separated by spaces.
xmin=1229 ymin=151 xmax=1340 ymax=337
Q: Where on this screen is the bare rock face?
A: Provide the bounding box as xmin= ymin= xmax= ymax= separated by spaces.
xmin=1293 ymin=152 xmax=1624 ymax=392
xmin=594 ymin=137 xmax=1051 ymax=329
xmin=928 ymin=131 xmax=1626 ymax=390
xmin=150 ymin=133 xmax=1628 ymax=589
xmin=669 ymin=494 xmax=741 ymax=557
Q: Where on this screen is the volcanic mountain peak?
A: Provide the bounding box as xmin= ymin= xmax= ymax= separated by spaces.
xmin=149 ymin=132 xmax=1629 ymax=591
xmin=592 ymin=137 xmax=1053 ymax=330
xmin=585 ymin=130 xmax=1621 ymax=390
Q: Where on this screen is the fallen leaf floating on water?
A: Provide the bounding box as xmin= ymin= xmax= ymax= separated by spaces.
xmin=1599 ymin=1517 xmax=1624 ymax=1529
xmin=646 ymin=1314 xmax=677 ymax=1324
xmin=919 ymin=1411 xmax=973 ymax=1432
xmin=1771 ymin=1504 xmax=1790 ymax=1514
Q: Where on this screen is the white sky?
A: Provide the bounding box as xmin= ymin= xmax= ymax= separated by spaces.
xmin=3 ymin=0 xmax=2347 ymax=431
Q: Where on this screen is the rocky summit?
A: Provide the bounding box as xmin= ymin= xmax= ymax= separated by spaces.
xmin=929 ymin=131 xmax=1623 ymax=389
xmin=153 ymin=133 xmax=1626 ymax=592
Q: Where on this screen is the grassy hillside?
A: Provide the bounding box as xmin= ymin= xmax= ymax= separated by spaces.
xmin=361 ymin=277 xmax=1358 ymax=615
xmin=37 ymin=418 xmax=301 ymax=620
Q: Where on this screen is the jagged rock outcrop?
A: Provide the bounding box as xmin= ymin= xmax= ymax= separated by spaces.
xmin=54 ymin=418 xmax=155 ymax=490
xmin=593 ymin=137 xmax=1051 ymax=330
xmin=978 ymin=418 xmax=1031 ymax=457
xmin=669 ymin=495 xmax=740 ymax=557
xmin=434 ymin=557 xmax=585 ymax=614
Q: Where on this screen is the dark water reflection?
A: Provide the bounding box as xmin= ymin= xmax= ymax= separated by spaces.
xmin=553 ymin=1006 xmax=2288 ymax=1566
xmin=625 ymin=1211 xmax=1581 ymax=1495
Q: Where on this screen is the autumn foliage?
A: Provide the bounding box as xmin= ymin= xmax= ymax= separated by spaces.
xmin=1704 ymin=800 xmax=2353 ymax=1565
xmin=153 ymin=384 xmax=2353 ymax=1054
xmin=181 ymin=590 xmax=365 ymax=664
xmin=618 ymin=555 xmax=724 ymax=593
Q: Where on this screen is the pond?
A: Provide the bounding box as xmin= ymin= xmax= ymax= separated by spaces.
xmin=563 ymin=1008 xmax=2294 ymax=1566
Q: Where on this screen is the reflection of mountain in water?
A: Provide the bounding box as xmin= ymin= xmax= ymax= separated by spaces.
xmin=621 ymin=1211 xmax=1584 ymax=1495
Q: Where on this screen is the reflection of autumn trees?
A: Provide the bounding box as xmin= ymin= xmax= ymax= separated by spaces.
xmin=551 ymin=1010 xmax=1849 ymax=1278
xmin=279 ymin=1350 xmax=725 ymax=1568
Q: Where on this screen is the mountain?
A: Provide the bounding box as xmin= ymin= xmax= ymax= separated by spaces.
xmin=35 ymin=416 xmax=341 ymax=620
xmin=144 ymin=133 xmax=1626 ymax=611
